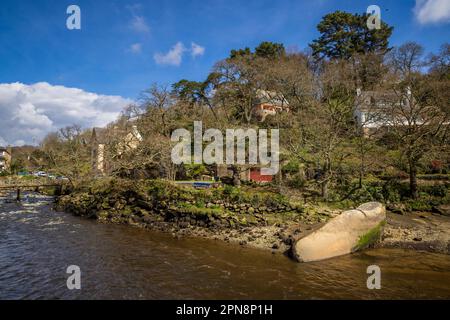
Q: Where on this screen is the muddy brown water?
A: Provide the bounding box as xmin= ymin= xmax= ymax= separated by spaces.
xmin=1 ymin=193 xmax=449 ymax=299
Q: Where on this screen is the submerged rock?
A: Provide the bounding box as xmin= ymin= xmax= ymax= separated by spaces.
xmin=292 ymin=202 xmax=386 ymax=262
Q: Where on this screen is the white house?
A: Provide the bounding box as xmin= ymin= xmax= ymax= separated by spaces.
xmin=353 ymin=88 xmax=411 ymax=132
xmin=0 ymin=147 xmax=12 ymax=172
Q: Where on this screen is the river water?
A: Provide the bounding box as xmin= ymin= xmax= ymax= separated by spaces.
xmin=0 ymin=193 xmax=449 ymax=300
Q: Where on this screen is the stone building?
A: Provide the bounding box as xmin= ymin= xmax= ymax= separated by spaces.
xmin=91 ymin=125 xmax=143 ymax=175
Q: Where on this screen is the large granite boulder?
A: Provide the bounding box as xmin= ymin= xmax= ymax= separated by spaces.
xmin=292 ymin=202 xmax=386 ymax=262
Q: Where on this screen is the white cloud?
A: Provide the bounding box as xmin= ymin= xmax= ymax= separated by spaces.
xmin=414 ymin=0 xmax=450 ymax=24
xmin=129 ymin=43 xmax=142 ymax=54
xmin=154 ymin=42 xmax=186 ymax=66
xmin=0 ymin=82 xmax=133 ymax=146
xmin=191 ymin=42 xmax=205 ymax=57
xmin=153 ymin=41 xmax=205 ymax=66
xmin=13 ymin=102 xmax=53 ymax=128
xmin=130 ymin=15 xmax=150 ymax=33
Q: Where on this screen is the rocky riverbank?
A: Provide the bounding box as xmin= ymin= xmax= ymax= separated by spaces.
xmin=54 ymin=178 xmax=325 ymax=254
xmin=54 ymin=178 xmax=450 ymax=257
xmin=379 ymin=210 xmax=450 ymax=254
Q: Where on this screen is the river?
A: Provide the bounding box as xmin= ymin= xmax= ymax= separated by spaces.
xmin=0 ymin=193 xmax=449 ymax=300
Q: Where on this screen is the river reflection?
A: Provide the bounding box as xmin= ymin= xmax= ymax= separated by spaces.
xmin=1 ymin=193 xmax=449 ymax=300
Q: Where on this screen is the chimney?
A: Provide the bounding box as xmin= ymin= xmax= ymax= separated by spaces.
xmin=132 ymin=125 xmax=143 ymax=142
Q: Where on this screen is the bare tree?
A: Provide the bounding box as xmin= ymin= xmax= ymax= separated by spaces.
xmin=384 ymin=78 xmax=448 ymax=198
xmin=387 ymin=42 xmax=425 ymax=78
xmin=40 ymin=125 xmax=91 ymax=187
xmin=139 ymin=84 xmax=173 ymax=136
xmin=384 ymin=43 xmax=449 ymax=198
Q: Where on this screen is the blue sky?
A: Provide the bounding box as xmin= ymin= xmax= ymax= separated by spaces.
xmin=0 ymin=0 xmax=449 ymax=145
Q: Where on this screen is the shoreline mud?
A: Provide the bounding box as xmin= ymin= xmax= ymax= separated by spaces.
xmin=378 ymin=211 xmax=450 ymax=254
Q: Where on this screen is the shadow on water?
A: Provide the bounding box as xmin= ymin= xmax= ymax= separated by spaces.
xmin=1 ymin=192 xmax=449 ymax=299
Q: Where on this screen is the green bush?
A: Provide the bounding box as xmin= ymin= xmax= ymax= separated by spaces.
xmin=381 ymin=184 xmax=401 ymax=203
xmin=405 ymin=199 xmax=434 ymax=212
xmin=223 ymin=184 xmax=238 ymax=196
xmin=287 ymin=173 xmax=306 ymax=188
xmin=184 ymin=164 xmax=207 ymax=179
xmin=347 ymin=185 xmax=383 ymax=203
xmin=282 ymin=160 xmax=300 ymax=174
xmin=420 ymin=184 xmax=449 ymax=197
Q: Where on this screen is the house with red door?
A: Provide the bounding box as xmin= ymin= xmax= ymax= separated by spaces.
xmin=216 ymin=164 xmax=274 ymax=183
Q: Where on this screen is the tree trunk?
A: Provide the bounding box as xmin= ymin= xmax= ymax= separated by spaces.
xmin=321 ymin=178 xmax=329 ymax=200
xmin=231 ymin=166 xmax=241 ymax=187
xmin=358 ymin=144 xmax=364 ymax=188
xmin=321 ymin=155 xmax=331 ymax=200
xmin=358 ymin=167 xmax=363 ymax=189
xmin=409 ymin=160 xmax=418 ymax=199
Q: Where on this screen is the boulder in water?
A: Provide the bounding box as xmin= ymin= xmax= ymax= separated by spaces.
xmin=292 ymin=202 xmax=386 ymax=262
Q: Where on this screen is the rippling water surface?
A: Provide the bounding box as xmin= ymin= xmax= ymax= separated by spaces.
xmin=1 ymin=193 xmax=449 ymax=300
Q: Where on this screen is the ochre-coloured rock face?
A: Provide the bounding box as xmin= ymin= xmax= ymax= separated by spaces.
xmin=293 ymin=202 xmax=386 ymax=262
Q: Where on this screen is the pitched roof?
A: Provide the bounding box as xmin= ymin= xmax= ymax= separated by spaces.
xmin=91 ymin=125 xmax=143 ymax=146
xmin=356 ymin=90 xmax=402 ymax=111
